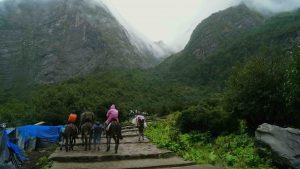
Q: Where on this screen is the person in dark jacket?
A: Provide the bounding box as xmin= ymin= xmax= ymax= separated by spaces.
xmin=92 ymin=121 xmax=103 ymax=150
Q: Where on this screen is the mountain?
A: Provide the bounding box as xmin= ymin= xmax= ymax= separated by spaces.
xmin=0 ymin=0 xmax=160 ymax=89
xmin=158 ymin=4 xmax=300 ymax=87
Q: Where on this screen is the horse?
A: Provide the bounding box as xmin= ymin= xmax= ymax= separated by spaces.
xmin=105 ymin=120 xmax=121 ymax=154
xmin=81 ymin=122 xmax=93 ymax=151
xmin=137 ymin=118 xmax=145 ymax=141
xmin=80 ymin=111 xmax=95 ymax=146
xmin=60 ymin=123 xmax=78 ymax=152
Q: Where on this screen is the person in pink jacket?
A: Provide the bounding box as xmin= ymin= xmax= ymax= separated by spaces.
xmin=105 ymin=104 xmax=119 ymax=124
xmin=105 ymin=104 xmax=123 ymax=139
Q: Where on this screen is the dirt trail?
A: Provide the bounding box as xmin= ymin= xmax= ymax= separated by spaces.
xmin=50 ymin=124 xmax=223 ymax=169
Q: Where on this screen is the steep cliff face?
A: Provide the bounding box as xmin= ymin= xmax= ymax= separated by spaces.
xmin=185 ymin=4 xmax=265 ymax=60
xmin=0 ymin=0 xmax=158 ymax=88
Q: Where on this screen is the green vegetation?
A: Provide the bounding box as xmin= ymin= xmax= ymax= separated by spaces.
xmin=176 ymin=95 xmax=235 ymax=135
xmin=0 ymin=70 xmax=209 ymax=126
xmin=0 ymin=4 xmax=299 ymax=168
xmin=159 ymin=8 xmax=300 ymax=87
xmin=145 ymin=114 xmax=275 ymax=169
xmin=36 ymin=156 xmax=52 ymax=169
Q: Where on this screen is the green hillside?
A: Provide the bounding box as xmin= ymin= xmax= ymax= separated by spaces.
xmin=1 ymin=3 xmax=299 ymax=130
xmin=1 ymin=3 xmax=299 ymax=168
xmin=0 ymin=70 xmax=211 ymax=126
xmin=158 ymin=6 xmax=300 ymax=88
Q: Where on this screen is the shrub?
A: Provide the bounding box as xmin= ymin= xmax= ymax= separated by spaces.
xmin=177 ymin=96 xmax=235 ymax=135
xmin=145 ymin=118 xmax=275 ymax=169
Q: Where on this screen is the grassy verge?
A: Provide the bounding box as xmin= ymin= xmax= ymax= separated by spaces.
xmin=23 ymin=145 xmax=56 ymax=169
xmin=145 ymin=113 xmax=275 ymax=169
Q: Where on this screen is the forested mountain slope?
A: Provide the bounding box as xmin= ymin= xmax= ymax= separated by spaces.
xmin=158 ymin=4 xmax=300 ymax=87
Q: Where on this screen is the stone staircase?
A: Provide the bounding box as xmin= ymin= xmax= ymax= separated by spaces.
xmin=49 ymin=124 xmax=222 ymax=169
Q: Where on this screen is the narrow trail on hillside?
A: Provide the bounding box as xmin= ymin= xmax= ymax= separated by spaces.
xmin=49 ymin=123 xmax=222 ymax=169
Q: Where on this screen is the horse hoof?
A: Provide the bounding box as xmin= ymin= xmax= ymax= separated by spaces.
xmin=60 ymin=148 xmax=62 ymax=150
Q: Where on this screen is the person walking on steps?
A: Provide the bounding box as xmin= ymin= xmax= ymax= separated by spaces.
xmin=93 ymin=121 xmax=103 ymax=150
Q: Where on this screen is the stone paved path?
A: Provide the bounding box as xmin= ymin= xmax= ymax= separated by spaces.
xmin=50 ymin=124 xmax=223 ymax=169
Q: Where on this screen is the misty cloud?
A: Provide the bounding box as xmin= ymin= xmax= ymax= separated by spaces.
xmin=242 ymin=0 xmax=300 ymax=15
xmin=99 ymin=0 xmax=300 ymax=52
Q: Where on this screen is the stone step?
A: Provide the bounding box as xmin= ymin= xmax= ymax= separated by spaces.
xmin=122 ymin=128 xmax=138 ymax=132
xmin=51 ymin=157 xmax=196 ymax=169
xmin=77 ymin=131 xmax=139 ymax=139
xmin=50 ymin=143 xmax=174 ymax=162
xmin=64 ymin=137 xmax=149 ymax=146
xmin=160 ymin=164 xmax=223 ymax=169
xmin=122 ymin=126 xmax=135 ymax=130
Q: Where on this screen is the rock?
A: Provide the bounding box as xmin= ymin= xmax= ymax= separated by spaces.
xmin=255 ymin=123 xmax=300 ymax=169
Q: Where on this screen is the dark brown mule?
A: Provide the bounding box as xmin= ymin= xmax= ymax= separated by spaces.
xmin=81 ymin=122 xmax=93 ymax=151
xmin=60 ymin=123 xmax=78 ymax=152
xmin=80 ymin=111 xmax=95 ymax=146
xmin=137 ymin=118 xmax=145 ymax=141
xmin=105 ymin=120 xmax=121 ymax=154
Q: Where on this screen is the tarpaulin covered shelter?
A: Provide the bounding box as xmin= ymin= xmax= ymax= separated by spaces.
xmin=0 ymin=126 xmax=26 ymax=169
xmin=16 ymin=125 xmax=63 ymax=151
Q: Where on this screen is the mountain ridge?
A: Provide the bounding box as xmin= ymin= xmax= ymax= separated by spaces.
xmin=0 ymin=0 xmax=161 ymax=89
xmin=158 ymin=4 xmax=300 ymax=87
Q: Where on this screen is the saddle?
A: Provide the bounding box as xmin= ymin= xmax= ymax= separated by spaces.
xmin=106 ymin=120 xmax=118 ymax=131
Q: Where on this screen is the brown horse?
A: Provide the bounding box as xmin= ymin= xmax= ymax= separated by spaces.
xmin=60 ymin=123 xmax=78 ymax=152
xmin=105 ymin=121 xmax=121 ymax=153
xmin=80 ymin=111 xmax=95 ymax=147
xmin=81 ymin=122 xmax=93 ymax=151
xmin=137 ymin=118 xmax=145 ymax=141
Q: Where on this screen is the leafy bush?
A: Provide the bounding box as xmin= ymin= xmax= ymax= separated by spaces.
xmin=177 ymin=95 xmax=236 ymax=135
xmin=284 ymin=43 xmax=300 ymax=119
xmin=145 ymin=117 xmax=275 ymax=169
xmin=36 ymin=156 xmax=52 ymax=169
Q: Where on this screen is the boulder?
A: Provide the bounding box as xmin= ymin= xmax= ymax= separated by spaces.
xmin=255 ymin=123 xmax=300 ymax=169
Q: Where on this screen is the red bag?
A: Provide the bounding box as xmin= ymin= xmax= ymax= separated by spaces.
xmin=68 ymin=113 xmax=77 ymax=123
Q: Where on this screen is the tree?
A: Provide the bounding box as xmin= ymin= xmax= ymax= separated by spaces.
xmin=284 ymin=43 xmax=300 ymax=120
xmin=224 ymin=56 xmax=289 ymax=130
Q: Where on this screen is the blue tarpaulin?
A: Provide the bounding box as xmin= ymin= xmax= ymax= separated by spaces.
xmin=16 ymin=125 xmax=63 ymax=150
xmin=4 ymin=130 xmax=27 ymax=161
xmin=5 ymin=129 xmax=13 ymax=135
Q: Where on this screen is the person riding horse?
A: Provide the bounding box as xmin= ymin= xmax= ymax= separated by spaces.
xmin=105 ymin=104 xmax=123 ymax=139
xmin=105 ymin=104 xmax=123 ymax=153
xmin=60 ymin=112 xmax=79 ymax=152
xmin=80 ymin=112 xmax=95 ymax=151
